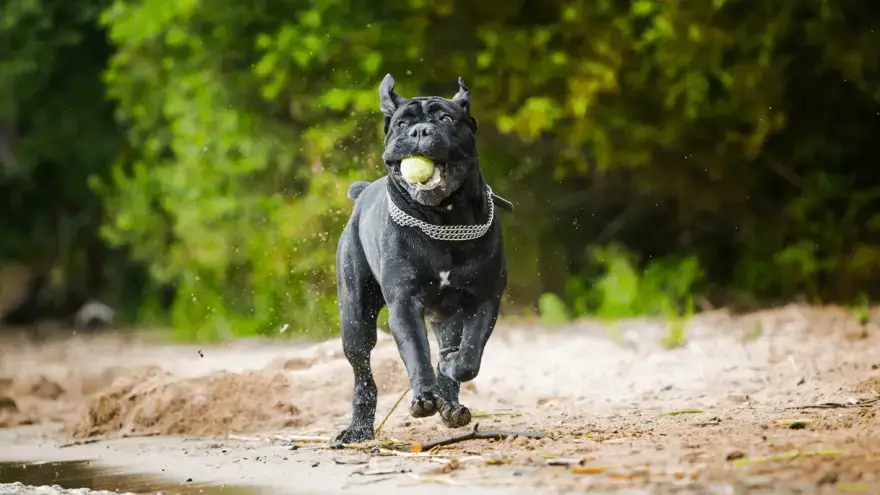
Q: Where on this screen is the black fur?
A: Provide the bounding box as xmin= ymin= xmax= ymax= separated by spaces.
xmin=332 ymin=74 xmax=507 ymax=445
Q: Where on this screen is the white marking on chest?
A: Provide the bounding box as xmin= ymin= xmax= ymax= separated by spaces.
xmin=446 ymin=204 xmax=453 ymax=211
xmin=438 ymin=271 xmax=451 ymax=288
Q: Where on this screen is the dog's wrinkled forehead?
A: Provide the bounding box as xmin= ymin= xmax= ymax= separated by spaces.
xmin=379 ymin=74 xmax=478 ymax=134
xmin=390 ymin=97 xmax=466 ymax=120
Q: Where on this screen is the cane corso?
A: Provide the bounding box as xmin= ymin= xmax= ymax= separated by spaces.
xmin=332 ymin=74 xmax=511 ymax=445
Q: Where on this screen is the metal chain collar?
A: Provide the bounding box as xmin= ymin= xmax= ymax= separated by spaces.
xmin=387 ymin=186 xmax=495 ymax=241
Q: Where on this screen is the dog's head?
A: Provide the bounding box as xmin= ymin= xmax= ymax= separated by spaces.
xmin=379 ymin=74 xmax=480 ymax=207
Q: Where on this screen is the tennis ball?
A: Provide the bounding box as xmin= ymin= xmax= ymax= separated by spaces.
xmin=400 ymin=156 xmax=435 ymax=184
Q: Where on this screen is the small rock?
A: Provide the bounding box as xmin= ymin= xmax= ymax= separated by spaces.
xmin=74 ymin=300 xmax=115 ymax=329
xmin=818 ymin=471 xmax=838 ymax=485
xmin=726 ymin=450 xmax=746 ymax=461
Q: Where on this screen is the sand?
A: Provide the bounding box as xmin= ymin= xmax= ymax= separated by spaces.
xmin=1 ymin=304 xmax=879 ymax=493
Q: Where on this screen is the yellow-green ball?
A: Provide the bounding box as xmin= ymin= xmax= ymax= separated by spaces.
xmin=400 ymin=156 xmax=435 ymax=184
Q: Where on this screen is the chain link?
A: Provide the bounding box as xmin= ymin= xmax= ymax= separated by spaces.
xmin=387 ymin=186 xmax=495 ymax=241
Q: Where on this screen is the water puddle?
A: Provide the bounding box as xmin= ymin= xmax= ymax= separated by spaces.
xmin=0 ymin=460 xmax=263 ymax=494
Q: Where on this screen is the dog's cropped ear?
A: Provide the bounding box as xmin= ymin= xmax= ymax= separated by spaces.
xmin=380 ymin=74 xmax=407 ymax=133
xmin=452 ymin=77 xmax=478 ymax=131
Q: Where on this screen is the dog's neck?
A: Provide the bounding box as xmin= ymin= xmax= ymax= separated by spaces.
xmin=387 ymin=166 xmax=490 ymax=226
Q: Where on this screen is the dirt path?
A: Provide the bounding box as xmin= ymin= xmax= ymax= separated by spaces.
xmin=1 ymin=304 xmax=879 ymax=494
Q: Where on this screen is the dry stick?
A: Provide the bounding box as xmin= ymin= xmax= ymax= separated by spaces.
xmin=58 ymin=432 xmax=160 ymax=448
xmin=375 ymin=388 xmax=410 ymax=437
xmin=228 ymin=434 xmax=266 ymax=442
xmin=417 ymin=423 xmax=546 ymax=452
xmin=785 ymin=395 xmax=880 ymax=410
xmin=471 ymin=410 xmax=523 ymax=418
xmin=273 ymin=434 xmax=330 ymax=443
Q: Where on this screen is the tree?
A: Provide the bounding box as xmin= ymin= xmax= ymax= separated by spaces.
xmin=6 ymin=0 xmax=877 ymax=336
xmin=0 ymin=0 xmax=135 ymax=321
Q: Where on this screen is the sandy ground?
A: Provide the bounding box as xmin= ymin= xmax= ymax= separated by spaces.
xmin=1 ymin=304 xmax=879 ymax=494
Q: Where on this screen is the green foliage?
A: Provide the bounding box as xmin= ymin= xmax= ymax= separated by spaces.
xmin=537 ymin=293 xmax=571 ymax=326
xmin=540 ymin=243 xmax=701 ymax=345
xmin=563 ymin=244 xmax=703 ymax=320
xmin=2 ymin=0 xmax=879 ymax=337
xmin=659 ymin=297 xmax=693 ymax=349
xmin=849 ymin=294 xmax=871 ymax=326
xmin=743 ymin=322 xmax=764 ymax=343
xmin=0 ymin=0 xmax=140 ymax=315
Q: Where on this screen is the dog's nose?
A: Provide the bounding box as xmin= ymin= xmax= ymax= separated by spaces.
xmin=409 ymin=123 xmax=435 ymax=138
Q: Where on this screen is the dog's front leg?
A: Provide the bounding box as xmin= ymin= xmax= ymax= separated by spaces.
xmin=387 ymin=298 xmax=442 ymax=418
xmin=432 ymin=316 xmax=473 ymax=429
xmin=438 ymin=298 xmax=500 ymax=384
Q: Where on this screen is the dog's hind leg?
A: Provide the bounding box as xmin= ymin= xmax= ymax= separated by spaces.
xmin=431 ymin=316 xmax=473 ymax=429
xmin=333 ymin=237 xmax=385 ymax=445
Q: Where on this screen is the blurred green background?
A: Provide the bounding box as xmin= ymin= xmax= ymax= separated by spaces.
xmin=1 ymin=0 xmax=878 ymax=342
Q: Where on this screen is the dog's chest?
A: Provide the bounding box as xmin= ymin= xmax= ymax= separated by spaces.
xmin=420 ymin=255 xmax=488 ymax=305
xmin=422 ymin=267 xmax=471 ymax=316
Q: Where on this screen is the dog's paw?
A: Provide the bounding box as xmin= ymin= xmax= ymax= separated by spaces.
xmin=440 ymin=403 xmax=472 ymax=428
xmin=330 ymin=426 xmax=374 ymax=448
xmin=409 ymin=391 xmax=443 ymax=418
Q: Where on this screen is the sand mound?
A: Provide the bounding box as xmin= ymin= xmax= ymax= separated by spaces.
xmin=0 ymin=374 xmax=69 ymax=427
xmin=0 ymin=394 xmax=26 ymax=428
xmin=0 ymin=330 xmax=419 ymax=439
xmin=69 ymin=366 xmax=303 ymax=439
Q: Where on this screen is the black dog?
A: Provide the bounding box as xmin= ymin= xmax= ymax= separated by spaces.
xmin=332 ymin=74 xmax=510 ymax=444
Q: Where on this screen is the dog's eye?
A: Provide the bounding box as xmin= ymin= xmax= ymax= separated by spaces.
xmin=397 ymin=121 xmax=407 ymax=128
xmin=440 ymin=115 xmax=453 ymax=124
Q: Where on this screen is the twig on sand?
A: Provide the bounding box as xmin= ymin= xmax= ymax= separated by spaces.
xmin=324 ymin=423 xmax=545 ymax=453
xmin=410 ymin=423 xmax=546 ymax=452
xmin=730 ymin=449 xmax=843 ymax=467
xmin=471 ymin=410 xmax=523 ymax=419
xmin=228 ymin=434 xmax=266 ymax=442
xmin=546 ymin=457 xmax=586 ymax=466
xmin=353 ymin=467 xmax=411 ymax=476
xmin=285 ymin=417 xmax=544 ymax=454
xmin=273 ymin=434 xmax=331 ymax=443
xmin=58 ymin=438 xmax=104 ymax=448
xmin=665 ymin=409 xmax=703 ymax=416
xmin=785 ymin=395 xmax=880 ymax=410
xmin=376 ymin=448 xmax=458 ymax=458
xmin=375 ymin=388 xmax=410 ymax=437
xmin=694 ymin=417 xmax=722 ymax=427
xmin=58 ymin=432 xmax=159 ymax=448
